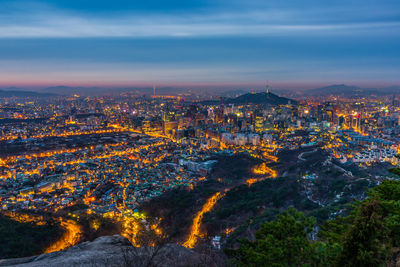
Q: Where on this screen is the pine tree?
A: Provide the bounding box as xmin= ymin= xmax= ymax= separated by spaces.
xmin=337 ymin=198 xmax=390 ymax=267
xmin=227 ymin=207 xmax=319 ymax=266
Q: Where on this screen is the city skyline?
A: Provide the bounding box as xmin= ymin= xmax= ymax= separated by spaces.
xmin=0 ymin=0 xmax=399 ymax=88
xmin=1 ymin=1 xmax=400 ymax=265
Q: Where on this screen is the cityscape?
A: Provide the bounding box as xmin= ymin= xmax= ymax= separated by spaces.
xmin=0 ymin=0 xmax=400 ymax=266
xmin=0 ymin=86 xmax=399 ymax=265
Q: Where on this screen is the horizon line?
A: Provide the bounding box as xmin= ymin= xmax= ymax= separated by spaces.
xmin=0 ymin=81 xmax=400 ymax=91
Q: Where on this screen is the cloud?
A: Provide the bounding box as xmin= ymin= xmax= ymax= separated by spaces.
xmin=0 ymin=2 xmax=399 ymax=38
xmin=0 ymin=1 xmax=398 ymax=86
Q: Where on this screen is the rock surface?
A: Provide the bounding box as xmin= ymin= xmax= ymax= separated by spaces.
xmin=0 ymin=235 xmax=211 ymax=267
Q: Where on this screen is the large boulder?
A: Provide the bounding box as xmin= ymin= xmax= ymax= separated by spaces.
xmin=0 ymin=235 xmax=213 ymax=267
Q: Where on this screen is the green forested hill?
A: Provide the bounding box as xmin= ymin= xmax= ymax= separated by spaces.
xmin=227 ymin=180 xmax=400 ymax=266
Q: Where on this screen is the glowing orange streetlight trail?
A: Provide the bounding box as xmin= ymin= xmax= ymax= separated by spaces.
xmin=44 ymin=219 xmax=82 ymax=253
xmin=183 ymin=192 xmax=225 ymax=248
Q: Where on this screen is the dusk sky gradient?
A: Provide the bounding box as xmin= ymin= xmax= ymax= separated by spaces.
xmin=0 ymin=0 xmax=399 ymax=89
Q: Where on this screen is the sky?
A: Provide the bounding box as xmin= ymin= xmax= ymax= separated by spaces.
xmin=0 ymin=0 xmax=399 ymax=90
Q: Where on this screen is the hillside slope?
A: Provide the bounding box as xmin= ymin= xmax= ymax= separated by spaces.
xmin=0 ymin=235 xmax=220 ymax=267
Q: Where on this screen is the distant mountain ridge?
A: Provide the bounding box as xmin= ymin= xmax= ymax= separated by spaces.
xmin=41 ymin=86 xmax=196 ymax=96
xmin=303 ymin=84 xmax=400 ymax=96
xmin=229 ymin=91 xmax=296 ymax=105
xmin=0 ymin=89 xmax=56 ymax=98
xmin=41 ymin=84 xmax=399 ymax=98
xmin=202 ymin=91 xmax=297 ymax=105
xmin=1 ymin=84 xmax=399 ymax=98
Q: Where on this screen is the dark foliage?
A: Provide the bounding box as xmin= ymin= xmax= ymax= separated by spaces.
xmin=0 ymin=214 xmax=63 ymax=259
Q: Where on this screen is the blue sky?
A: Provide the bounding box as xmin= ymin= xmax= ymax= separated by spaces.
xmin=0 ymin=0 xmax=399 ymax=89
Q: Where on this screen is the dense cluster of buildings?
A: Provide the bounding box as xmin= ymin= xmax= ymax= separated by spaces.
xmin=0 ymin=90 xmax=399 ymax=215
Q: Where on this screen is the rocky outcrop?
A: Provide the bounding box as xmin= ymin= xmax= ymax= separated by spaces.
xmin=0 ymin=235 xmax=216 ymax=267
